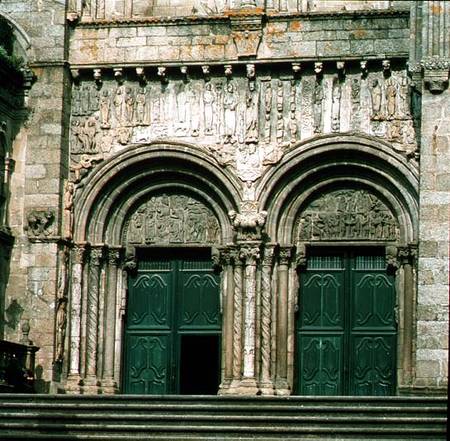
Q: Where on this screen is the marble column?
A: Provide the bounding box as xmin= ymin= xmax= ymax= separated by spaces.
xmin=239 ymin=243 xmax=260 ymax=394
xmin=83 ymin=245 xmax=104 ymax=390
xmin=66 ymin=242 xmax=88 ymax=392
xmin=259 ymin=244 xmax=276 ymax=395
xmin=218 ymin=246 xmax=236 ymax=394
xmin=275 ymin=246 xmax=291 ymax=395
xmin=101 ymin=247 xmax=121 ymax=393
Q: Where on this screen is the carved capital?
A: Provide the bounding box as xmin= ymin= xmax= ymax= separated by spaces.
xmin=90 ymin=246 xmax=105 ymax=266
xmin=278 ymin=246 xmax=292 ymax=266
xmin=385 ymin=245 xmax=399 ymax=271
xmin=229 ymin=205 xmax=267 ymax=242
xmin=295 ymin=243 xmax=307 ymax=269
xmin=107 ymin=247 xmax=122 ymax=266
xmin=261 ymin=244 xmax=276 ymax=267
xmin=421 ymin=57 xmax=450 ymax=93
xmin=218 ymin=245 xmax=236 ymax=266
xmin=239 ymin=243 xmax=260 ymax=266
xmin=123 ymin=253 xmax=137 ymax=274
xmin=397 ymin=244 xmax=418 ymax=266
xmin=73 ymin=243 xmax=89 ymax=265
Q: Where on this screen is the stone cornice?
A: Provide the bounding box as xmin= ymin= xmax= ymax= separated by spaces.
xmin=72 ymin=8 xmax=409 ymax=29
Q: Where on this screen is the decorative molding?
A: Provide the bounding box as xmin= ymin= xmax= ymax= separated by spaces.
xmin=25 ymin=209 xmax=55 ymax=238
xmin=421 ymin=57 xmax=450 ymax=94
xmin=229 ymin=202 xmax=266 ymax=242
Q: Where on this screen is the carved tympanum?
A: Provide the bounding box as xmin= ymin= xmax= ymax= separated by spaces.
xmin=125 ymin=194 xmax=220 ymax=245
xmin=296 ymin=189 xmax=399 ymax=242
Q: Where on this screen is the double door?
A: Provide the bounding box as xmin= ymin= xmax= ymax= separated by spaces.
xmin=296 ymin=248 xmax=397 ymax=396
xmin=123 ymin=249 xmax=221 ymax=394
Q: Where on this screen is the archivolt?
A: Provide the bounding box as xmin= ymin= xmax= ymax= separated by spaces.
xmin=73 ymin=142 xmax=241 ymax=245
xmin=259 ymin=134 xmax=419 ymax=245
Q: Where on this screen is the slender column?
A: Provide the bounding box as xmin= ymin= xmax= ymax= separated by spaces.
xmin=398 ymin=245 xmax=417 ymax=386
xmin=275 ymin=246 xmax=291 ymax=395
xmin=239 ymin=243 xmax=260 ymax=393
xmin=66 ymin=243 xmax=88 ymax=392
xmin=230 ymin=254 xmax=243 ymax=390
xmin=259 ymin=244 xmax=276 ymax=395
xmin=101 ymin=247 xmax=121 ymax=393
xmin=84 ymin=246 xmax=104 ymax=389
xmin=218 ymin=246 xmax=236 ymax=394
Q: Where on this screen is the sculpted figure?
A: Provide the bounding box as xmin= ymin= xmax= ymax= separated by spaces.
xmin=398 ymin=76 xmax=411 ymax=117
xmin=99 ymin=90 xmax=111 ymax=128
xmin=80 ymin=84 xmax=90 ymax=115
xmin=223 ymin=82 xmax=237 ymax=143
xmin=72 ymin=84 xmax=82 ymax=115
xmin=331 ymin=78 xmax=341 ymax=132
xmin=370 ymin=79 xmax=382 ymax=119
xmin=63 ymin=181 xmax=75 ymax=240
xmin=89 ymin=85 xmax=100 ymax=112
xmin=135 ymin=88 xmax=147 ymax=125
xmin=113 ymin=86 xmax=126 ymax=124
xmin=245 ymin=81 xmax=259 ymax=143
xmin=264 ymin=81 xmax=272 ymax=142
xmin=125 ymin=87 xmax=134 ymax=125
xmin=386 ymin=79 xmax=397 ymax=119
xmin=203 ymin=82 xmax=216 ymax=134
xmin=313 ymin=80 xmax=324 ymax=133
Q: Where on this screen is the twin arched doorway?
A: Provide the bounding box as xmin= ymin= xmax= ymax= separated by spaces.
xmin=64 ymin=135 xmax=418 ymax=396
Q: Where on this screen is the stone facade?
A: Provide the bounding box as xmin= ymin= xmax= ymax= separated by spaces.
xmin=0 ymin=0 xmax=447 ymax=395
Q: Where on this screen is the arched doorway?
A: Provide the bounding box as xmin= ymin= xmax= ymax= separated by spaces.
xmin=259 ymin=135 xmax=418 ymax=396
xmin=66 ymin=142 xmax=240 ymax=395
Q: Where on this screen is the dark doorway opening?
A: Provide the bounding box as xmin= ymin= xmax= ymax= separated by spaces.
xmin=179 ymin=334 xmax=220 ymax=395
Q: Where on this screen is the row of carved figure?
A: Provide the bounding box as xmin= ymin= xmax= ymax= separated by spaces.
xmin=70 ymin=70 xmax=416 ymax=159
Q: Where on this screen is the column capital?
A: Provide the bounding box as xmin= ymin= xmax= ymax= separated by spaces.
xmin=72 ymin=242 xmax=89 ymax=264
xmin=90 ymin=245 xmax=105 ymax=266
xmin=107 ymin=247 xmax=123 ymax=265
xmin=278 ymin=246 xmax=293 ymax=266
xmin=397 ymin=244 xmax=418 ymax=265
xmin=261 ymin=243 xmax=277 ymax=267
xmin=239 ymin=243 xmax=261 ymax=265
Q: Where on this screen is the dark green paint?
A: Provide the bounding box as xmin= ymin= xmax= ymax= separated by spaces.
xmin=296 ymin=249 xmax=397 ymax=396
xmin=123 ymin=250 xmax=221 ymax=394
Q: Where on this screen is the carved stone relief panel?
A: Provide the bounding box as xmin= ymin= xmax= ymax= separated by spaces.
xmin=124 ymin=193 xmax=221 ymax=245
xmin=295 ymin=189 xmax=399 ymax=242
xmin=69 ymin=63 xmax=416 ymax=189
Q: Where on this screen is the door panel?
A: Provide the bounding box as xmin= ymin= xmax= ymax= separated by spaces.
xmin=296 ymin=249 xmax=397 ymax=396
xmin=123 ymin=249 xmax=221 ymax=395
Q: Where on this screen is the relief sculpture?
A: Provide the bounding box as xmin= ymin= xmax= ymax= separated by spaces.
xmin=126 ymin=194 xmax=220 ymax=245
xmin=296 ymin=189 xmax=399 ymax=242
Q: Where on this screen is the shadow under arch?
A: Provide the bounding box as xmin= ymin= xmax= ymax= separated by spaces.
xmin=73 ymin=141 xmax=242 ymax=246
xmin=258 ymin=133 xmax=418 ymax=245
xmin=0 ymin=11 xmax=33 ymax=61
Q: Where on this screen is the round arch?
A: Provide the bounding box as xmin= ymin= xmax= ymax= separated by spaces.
xmin=0 ymin=12 xmax=33 ymax=61
xmin=259 ymin=134 xmax=418 ymax=245
xmin=73 ymin=141 xmax=242 ymax=246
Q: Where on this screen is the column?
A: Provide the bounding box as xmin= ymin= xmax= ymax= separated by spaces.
xmin=229 ymin=253 xmax=244 ymax=391
xmin=275 ymin=246 xmax=291 ymax=395
xmin=101 ymin=247 xmax=122 ymax=394
xmin=66 ymin=242 xmax=88 ymax=393
xmin=259 ymin=244 xmax=276 ymax=395
xmin=398 ymin=245 xmax=417 ymax=387
xmin=83 ymin=245 xmax=104 ymax=391
xmin=239 ymin=243 xmax=260 ymax=394
xmin=218 ymin=246 xmax=236 ymax=394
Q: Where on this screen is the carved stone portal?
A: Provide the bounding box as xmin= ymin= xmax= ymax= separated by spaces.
xmin=125 ymin=193 xmax=220 ymax=245
xmin=296 ymin=189 xmax=399 ymax=242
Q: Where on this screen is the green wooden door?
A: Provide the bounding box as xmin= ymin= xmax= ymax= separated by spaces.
xmin=296 ymin=249 xmax=396 ymax=396
xmin=123 ymin=249 xmax=221 ymax=394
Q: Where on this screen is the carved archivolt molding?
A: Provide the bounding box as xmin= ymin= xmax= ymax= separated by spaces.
xmin=124 ymin=193 xmax=221 ymax=246
xmin=295 ymin=188 xmax=399 ymax=242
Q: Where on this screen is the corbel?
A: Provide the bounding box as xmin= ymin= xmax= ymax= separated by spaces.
xmin=314 ymin=62 xmax=323 ymax=79
xmin=93 ymin=68 xmax=102 ymax=88
xmin=385 ymin=245 xmax=399 ymax=272
xmin=113 ymin=68 xmax=123 ymax=84
xmin=421 ymin=57 xmax=450 ymax=94
xmin=294 ymin=243 xmax=307 ymax=270
xmin=224 ymin=64 xmax=233 ymax=78
xmin=135 ymin=67 xmax=147 ymax=85
xmin=360 ymin=60 xmax=368 ymax=78
xmin=336 ymin=61 xmax=345 ymax=81
xmin=246 ymin=63 xmax=256 ymax=80
xmin=70 ymin=68 xmax=80 ymax=84
xmin=202 ymin=65 xmax=211 ymax=82
xmin=292 ymin=62 xmax=301 ymax=78
xmin=180 ymin=65 xmax=189 ymax=82
xmin=382 ymin=59 xmax=391 ymax=77
xmin=157 ymin=66 xmax=168 ymax=84
xmin=230 ymin=11 xmax=263 ymax=58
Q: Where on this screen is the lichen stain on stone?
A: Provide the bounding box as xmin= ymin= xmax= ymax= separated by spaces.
xmin=289 ymin=21 xmax=302 ymax=32
xmin=431 ymin=5 xmax=442 ymax=15
xmin=352 ymin=29 xmax=367 ymax=39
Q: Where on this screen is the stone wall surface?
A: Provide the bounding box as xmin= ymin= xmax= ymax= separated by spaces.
xmin=0 ymin=0 xmax=69 ymax=391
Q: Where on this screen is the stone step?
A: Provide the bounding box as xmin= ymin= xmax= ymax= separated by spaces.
xmin=0 ymin=395 xmax=446 ymax=441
